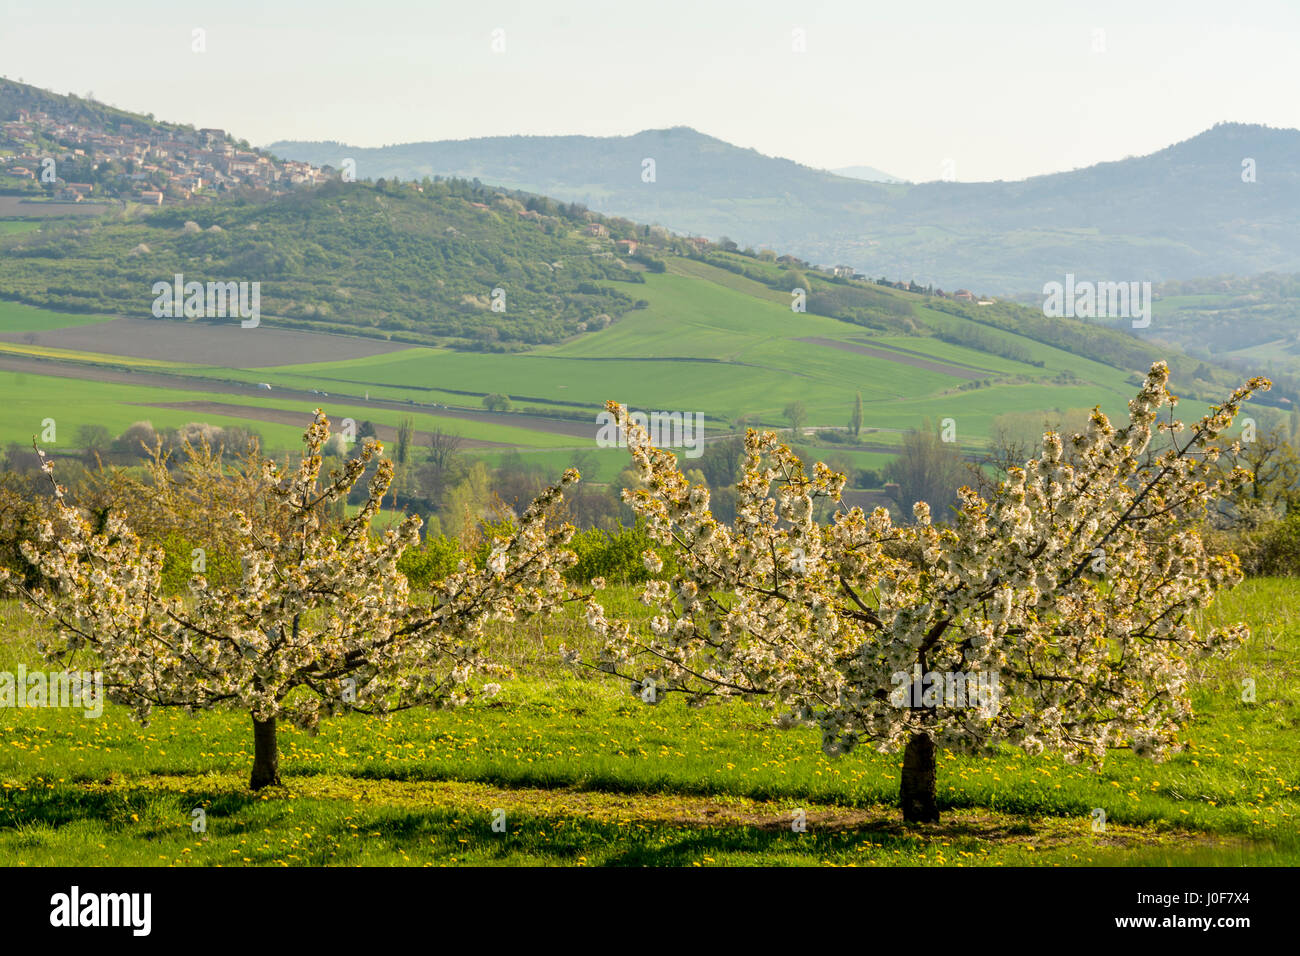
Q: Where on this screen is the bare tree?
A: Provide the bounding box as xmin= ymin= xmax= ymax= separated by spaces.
xmin=75 ymin=424 xmax=112 ymax=465
xmin=966 ymin=425 xmax=1038 ymax=499
xmin=426 ymin=427 xmax=465 ymax=473
xmin=884 ymin=419 xmax=967 ymax=522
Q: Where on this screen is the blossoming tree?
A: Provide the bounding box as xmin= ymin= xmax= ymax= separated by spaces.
xmin=3 ymin=412 xmax=580 ymax=789
xmin=579 ymin=364 xmax=1267 ymax=822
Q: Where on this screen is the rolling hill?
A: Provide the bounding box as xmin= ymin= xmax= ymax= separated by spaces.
xmin=1 ymin=175 xmax=1291 ymax=475
xmin=270 ymin=123 xmax=1300 ymax=294
xmin=0 ymin=80 xmax=1290 ymax=472
xmin=0 ymin=180 xmax=645 ymax=349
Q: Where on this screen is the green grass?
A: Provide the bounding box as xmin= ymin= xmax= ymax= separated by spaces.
xmin=113 ymin=264 xmax=1132 ymax=431
xmin=0 ymin=251 xmax=1257 ymax=460
xmin=0 ymin=222 xmax=43 ymax=237
xmin=0 ymin=299 xmax=116 ymax=333
xmin=471 ymin=445 xmax=639 ymax=484
xmin=343 ymin=503 xmax=413 ymax=530
xmin=0 ymin=577 xmax=1295 ymax=866
xmin=198 ymin=264 xmax=1228 ymax=439
xmin=0 ymin=369 xmax=582 ymax=453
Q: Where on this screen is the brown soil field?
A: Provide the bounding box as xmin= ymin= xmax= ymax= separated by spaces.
xmin=796 ymin=336 xmax=991 ymax=379
xmin=0 ymin=317 xmax=407 ymax=367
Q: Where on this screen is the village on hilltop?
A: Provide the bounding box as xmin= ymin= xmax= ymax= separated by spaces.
xmin=0 ymin=107 xmax=326 ymax=206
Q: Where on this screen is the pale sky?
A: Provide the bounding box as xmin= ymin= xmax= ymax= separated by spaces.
xmin=4 ymin=0 xmax=1298 ymax=182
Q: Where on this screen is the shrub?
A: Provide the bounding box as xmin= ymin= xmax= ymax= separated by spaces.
xmin=567 ymin=521 xmax=675 ymax=585
xmin=397 ymin=534 xmax=466 ymax=590
xmin=155 ymin=531 xmax=242 ymax=594
xmin=1237 ymin=512 xmax=1300 ymax=576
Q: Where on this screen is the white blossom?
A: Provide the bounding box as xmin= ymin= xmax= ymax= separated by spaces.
xmin=585 ymin=364 xmax=1266 ymax=771
xmin=4 ymin=410 xmax=583 ymax=785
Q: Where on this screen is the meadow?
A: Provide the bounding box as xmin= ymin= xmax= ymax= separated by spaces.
xmin=0 ymin=222 xmax=43 ymax=237
xmin=0 ymin=257 xmax=1253 ymax=477
xmin=0 ymin=367 xmax=585 ymax=452
xmin=0 ymin=578 xmax=1294 ymax=867
xmin=0 ymin=299 xmax=117 ymax=333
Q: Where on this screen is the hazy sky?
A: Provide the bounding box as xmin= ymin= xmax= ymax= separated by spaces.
xmin=4 ymin=0 xmax=1298 ymax=182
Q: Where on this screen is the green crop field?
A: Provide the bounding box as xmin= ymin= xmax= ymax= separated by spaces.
xmin=0 ymin=369 xmax=586 ymax=452
xmin=0 ymin=577 xmax=1294 ymax=866
xmin=0 ymin=221 xmax=43 ymax=237
xmin=0 ymin=254 xmax=1268 ymax=480
xmin=0 ymin=300 xmax=116 ymax=333
xmin=0 ymin=241 xmax=1273 ymax=497
xmin=174 ymin=269 xmax=1170 ymax=424
xmin=2 ymin=373 xmax=308 ymax=449
xmin=0 ymin=139 xmax=1285 ymax=468
xmin=0 ymin=180 xmax=1285 ymax=501
xmin=228 ymin=264 xmax=1235 ymax=444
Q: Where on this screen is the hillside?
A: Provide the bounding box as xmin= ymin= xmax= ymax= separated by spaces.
xmin=0 ymin=173 xmax=1279 ymax=404
xmin=0 ymin=179 xmax=646 ymax=348
xmin=0 ymin=78 xmax=193 ymax=142
xmin=271 ymin=123 xmax=1300 ymax=294
xmin=0 ymin=77 xmax=1290 ymax=466
xmin=0 ymin=78 xmax=324 ymax=203
xmin=1 ymin=183 xmax=1291 ymax=480
xmin=1141 ymin=273 xmax=1300 ymax=382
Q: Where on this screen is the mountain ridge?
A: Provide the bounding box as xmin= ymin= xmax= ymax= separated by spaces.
xmin=270 ymin=122 xmax=1300 ymax=294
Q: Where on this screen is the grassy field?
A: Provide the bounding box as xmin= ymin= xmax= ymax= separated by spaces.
xmin=0 ymin=264 xmax=1176 ymax=426
xmin=0 ymin=254 xmax=1274 ymax=479
xmin=0 ymin=369 xmax=584 ymax=452
xmin=0 ymin=299 xmax=116 ymax=332
xmin=0 ymin=578 xmax=1294 ymax=867
xmin=0 ymin=222 xmax=43 ymax=237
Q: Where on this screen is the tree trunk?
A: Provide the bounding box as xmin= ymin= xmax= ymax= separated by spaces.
xmin=249 ymin=715 xmax=281 ymax=790
xmin=900 ymin=732 xmax=939 ymax=823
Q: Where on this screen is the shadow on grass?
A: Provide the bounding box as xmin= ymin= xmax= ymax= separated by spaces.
xmin=1 ymin=783 xmax=264 ymax=832
xmin=3 ymin=772 xmax=1289 ymax=867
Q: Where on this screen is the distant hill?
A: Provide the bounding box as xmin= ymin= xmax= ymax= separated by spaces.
xmin=2 ymin=174 xmax=1291 ymax=412
xmin=271 ymin=123 xmax=1300 ymax=294
xmin=829 ymin=165 xmax=905 ymax=184
xmin=1127 ymin=272 xmax=1300 ymax=384
xmin=0 ymin=81 xmax=1292 ymax=475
